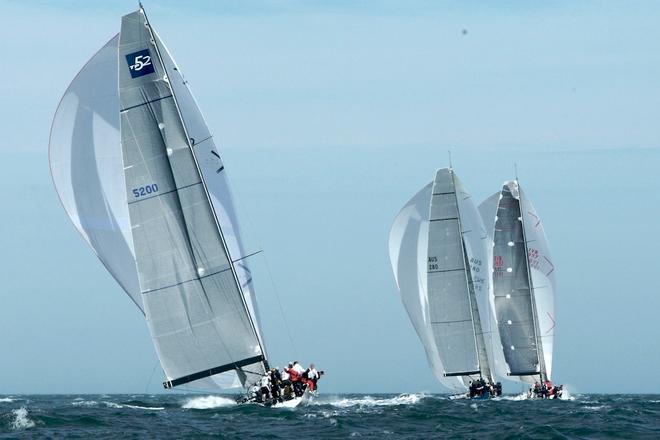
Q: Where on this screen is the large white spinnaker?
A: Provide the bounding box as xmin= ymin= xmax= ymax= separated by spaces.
xmin=479 ymin=181 xmax=555 ymax=383
xmin=388 ymin=183 xmax=463 ymax=391
xmin=388 ymin=168 xmax=495 ymax=391
xmin=49 ymin=35 xmax=143 ymax=312
xmin=49 ymin=6 xmax=270 ymax=391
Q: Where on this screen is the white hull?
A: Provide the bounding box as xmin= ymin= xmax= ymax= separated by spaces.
xmin=272 ymin=396 xmax=304 ymax=408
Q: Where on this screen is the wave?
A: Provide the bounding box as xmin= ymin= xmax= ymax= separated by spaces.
xmin=0 ymin=397 xmax=15 ymax=403
xmin=10 ymin=407 xmax=35 ymax=430
xmin=313 ymin=393 xmax=426 ymax=408
xmin=71 ymin=400 xmax=99 ymax=407
xmin=182 ymin=395 xmax=237 ymax=410
xmin=103 ymin=401 xmax=164 ymax=410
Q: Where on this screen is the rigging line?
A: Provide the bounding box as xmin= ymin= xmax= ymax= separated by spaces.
xmin=232 ymin=250 xmax=263 ymax=264
xmin=226 ymin=172 xmax=299 ymax=359
xmin=144 ymin=359 xmax=160 ymax=394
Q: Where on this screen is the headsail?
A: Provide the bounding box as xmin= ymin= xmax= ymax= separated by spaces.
xmin=480 ymin=181 xmax=555 ymax=383
xmin=117 ymin=8 xmax=268 ymax=389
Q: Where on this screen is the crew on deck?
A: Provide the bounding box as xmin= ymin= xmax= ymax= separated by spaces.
xmin=530 ymin=380 xmax=563 ymax=399
xmin=248 ymin=361 xmax=324 ymax=404
xmin=468 ymin=378 xmax=502 ymax=398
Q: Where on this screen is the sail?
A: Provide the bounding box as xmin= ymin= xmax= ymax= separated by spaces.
xmin=453 ymin=173 xmax=494 ymax=384
xmin=117 ymin=9 xmax=266 ymax=389
xmin=519 ymin=188 xmax=555 ymax=380
xmin=427 ymin=169 xmax=486 ymax=383
xmin=388 ymin=183 xmax=463 ymax=391
xmin=152 ymin=29 xmax=267 ymax=356
xmin=488 ymin=181 xmax=547 ymax=382
xmin=49 ymin=35 xmax=143 ymax=312
xmin=477 ymin=193 xmax=511 ymax=381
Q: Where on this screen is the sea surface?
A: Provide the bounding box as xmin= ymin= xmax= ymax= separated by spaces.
xmin=1 ymin=393 xmax=659 ymax=439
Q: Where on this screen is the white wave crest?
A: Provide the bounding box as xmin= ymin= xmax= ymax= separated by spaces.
xmin=71 ymin=400 xmax=98 ymax=407
xmin=11 ymin=407 xmax=35 ymax=430
xmin=0 ymin=398 xmax=15 ymax=403
xmin=317 ymin=393 xmax=425 ymax=408
xmin=182 ymin=395 xmax=237 ymax=409
xmin=103 ymin=401 xmax=164 ymax=410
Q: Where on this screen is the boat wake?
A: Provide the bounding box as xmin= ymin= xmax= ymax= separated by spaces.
xmin=310 ymin=393 xmax=426 ymax=408
xmin=10 ymin=407 xmax=36 ymax=430
xmin=182 ymin=395 xmax=237 ymax=410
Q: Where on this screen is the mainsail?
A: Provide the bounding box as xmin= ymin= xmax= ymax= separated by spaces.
xmin=389 ymin=168 xmax=494 ymax=390
xmin=49 ymin=6 xmax=269 ymax=390
xmin=479 ymin=181 xmax=556 ymax=383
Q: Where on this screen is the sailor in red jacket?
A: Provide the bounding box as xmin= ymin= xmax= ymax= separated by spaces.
xmin=286 ymin=362 xmax=303 ymax=396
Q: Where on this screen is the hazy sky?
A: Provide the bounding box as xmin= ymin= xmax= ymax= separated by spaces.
xmin=1 ymin=0 xmax=659 ymax=394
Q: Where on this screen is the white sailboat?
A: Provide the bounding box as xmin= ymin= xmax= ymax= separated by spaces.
xmin=49 ymin=5 xmax=302 ymax=405
xmin=479 ymin=180 xmax=560 ymax=398
xmin=389 ymin=168 xmax=501 ymax=398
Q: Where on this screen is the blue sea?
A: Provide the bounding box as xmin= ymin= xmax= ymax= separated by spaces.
xmin=1 ymin=393 xmax=659 ymax=439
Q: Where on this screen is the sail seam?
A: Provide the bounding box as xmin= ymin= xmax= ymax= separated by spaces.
xmin=141 ymin=266 xmax=233 ymax=295
xmin=429 ymin=217 xmax=459 ymax=222
xmin=431 ymin=319 xmax=472 ymax=324
xmin=120 ymin=94 xmax=173 ymax=112
xmin=428 ymin=268 xmax=463 ymax=274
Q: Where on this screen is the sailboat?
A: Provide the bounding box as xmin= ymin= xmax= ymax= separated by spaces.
xmin=389 ymin=168 xmax=501 ymax=398
xmin=49 ymin=5 xmax=302 ymax=405
xmin=479 ymin=180 xmax=560 ymax=399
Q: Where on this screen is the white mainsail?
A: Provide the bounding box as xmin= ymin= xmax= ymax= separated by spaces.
xmin=389 ymin=168 xmax=495 ymax=390
xmin=49 ymin=7 xmax=269 ymax=390
xmin=479 ymin=181 xmax=556 ymax=383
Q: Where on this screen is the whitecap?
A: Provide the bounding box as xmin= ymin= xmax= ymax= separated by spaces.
xmin=11 ymin=407 xmax=36 ymax=430
xmin=182 ymin=395 xmax=236 ymax=409
xmin=316 ymin=393 xmax=425 ymax=408
xmin=103 ymin=401 xmax=164 ymax=410
xmin=0 ymin=398 xmax=15 ymax=403
xmin=71 ymin=400 xmax=98 ymax=407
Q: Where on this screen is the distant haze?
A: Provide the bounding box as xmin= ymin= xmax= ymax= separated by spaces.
xmin=0 ymin=0 xmax=658 ymax=394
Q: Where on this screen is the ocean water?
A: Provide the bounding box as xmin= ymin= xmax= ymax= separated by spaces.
xmin=1 ymin=393 xmax=659 ymax=439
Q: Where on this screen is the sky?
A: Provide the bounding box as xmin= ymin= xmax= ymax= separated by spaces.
xmin=0 ymin=0 xmax=659 ymax=394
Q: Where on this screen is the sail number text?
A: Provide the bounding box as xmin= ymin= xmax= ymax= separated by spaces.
xmin=132 ymin=183 xmax=159 ymax=198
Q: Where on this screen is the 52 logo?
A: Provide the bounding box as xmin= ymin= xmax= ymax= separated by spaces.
xmin=126 ymin=49 xmax=155 ymax=78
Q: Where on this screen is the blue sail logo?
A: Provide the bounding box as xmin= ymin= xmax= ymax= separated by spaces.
xmin=126 ymin=49 xmax=155 ymax=78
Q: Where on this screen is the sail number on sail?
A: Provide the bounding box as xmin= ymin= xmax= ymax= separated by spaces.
xmin=132 ymin=184 xmax=159 ymax=198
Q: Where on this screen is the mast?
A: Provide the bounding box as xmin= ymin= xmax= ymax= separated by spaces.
xmin=138 ymin=6 xmax=269 ymax=380
xmin=516 ymin=179 xmax=546 ymax=381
